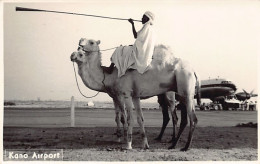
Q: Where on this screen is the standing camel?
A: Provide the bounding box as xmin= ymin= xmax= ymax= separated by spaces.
xmin=156 ymin=90 xmax=201 ymax=142
xmin=70 ymin=38 xmax=200 ymax=151
xmin=156 ymin=92 xmax=178 ymax=142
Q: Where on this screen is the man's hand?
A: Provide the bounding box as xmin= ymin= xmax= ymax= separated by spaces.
xmin=129 ymin=18 xmax=137 ymax=38
xmin=128 ymin=18 xmax=134 ymax=24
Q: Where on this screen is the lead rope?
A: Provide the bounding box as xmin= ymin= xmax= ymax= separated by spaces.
xmin=73 ymin=46 xmax=119 ymax=98
xmin=73 ymin=62 xmax=100 ymax=98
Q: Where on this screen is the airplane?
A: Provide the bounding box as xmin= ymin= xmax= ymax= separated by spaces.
xmin=200 ymin=78 xmax=237 ymax=103
xmin=235 ymin=89 xmax=258 ymax=102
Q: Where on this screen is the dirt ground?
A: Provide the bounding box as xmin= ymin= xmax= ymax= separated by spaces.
xmin=3 ymin=126 xmax=257 ymax=161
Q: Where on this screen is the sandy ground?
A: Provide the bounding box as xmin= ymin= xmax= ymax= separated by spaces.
xmin=3 ymin=108 xmax=258 ymax=161
xmin=3 ymin=126 xmax=257 ymax=161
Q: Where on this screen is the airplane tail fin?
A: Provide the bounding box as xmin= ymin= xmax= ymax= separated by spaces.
xmin=194 ymin=72 xmax=201 ymax=106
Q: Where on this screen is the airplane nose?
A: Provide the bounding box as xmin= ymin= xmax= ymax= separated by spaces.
xmin=232 ymin=84 xmax=237 ymax=92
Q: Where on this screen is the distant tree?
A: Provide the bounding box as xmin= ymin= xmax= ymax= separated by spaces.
xmin=4 ymin=101 xmax=16 ymax=106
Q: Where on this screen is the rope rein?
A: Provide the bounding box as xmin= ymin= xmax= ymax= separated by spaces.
xmin=73 ymin=62 xmax=100 ymax=98
xmin=82 ymin=46 xmax=119 ymax=53
xmin=73 ymin=46 xmax=118 ymax=98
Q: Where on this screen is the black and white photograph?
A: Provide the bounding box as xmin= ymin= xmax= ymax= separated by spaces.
xmin=2 ymin=0 xmax=259 ymax=162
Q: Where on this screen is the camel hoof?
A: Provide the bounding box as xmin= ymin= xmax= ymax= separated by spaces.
xmin=168 ymin=145 xmax=176 ymax=149
xmin=126 ymin=142 xmax=132 ymax=150
xmin=180 ymin=147 xmax=189 ymax=152
xmin=143 ymin=143 xmax=149 ymax=150
xmin=143 ymin=138 xmax=149 ymax=149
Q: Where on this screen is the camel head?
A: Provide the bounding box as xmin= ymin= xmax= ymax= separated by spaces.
xmin=70 ymin=38 xmax=101 ymax=66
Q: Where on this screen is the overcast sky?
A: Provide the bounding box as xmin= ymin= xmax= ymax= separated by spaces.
xmin=3 ymin=1 xmax=259 ymax=102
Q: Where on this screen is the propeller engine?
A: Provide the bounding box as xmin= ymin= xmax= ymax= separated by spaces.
xmin=235 ymin=89 xmax=258 ymax=101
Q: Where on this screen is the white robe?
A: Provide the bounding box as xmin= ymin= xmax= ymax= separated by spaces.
xmin=111 ymin=21 xmax=155 ymax=77
xmin=111 ymin=46 xmax=135 ymax=77
xmin=132 ymin=21 xmax=155 ymax=74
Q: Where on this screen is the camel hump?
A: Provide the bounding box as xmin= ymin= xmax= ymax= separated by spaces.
xmin=111 ymin=44 xmax=177 ymax=77
xmin=151 ymin=44 xmax=176 ymax=68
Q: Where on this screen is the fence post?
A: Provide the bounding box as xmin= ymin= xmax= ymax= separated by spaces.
xmin=71 ymin=96 xmax=75 ymax=127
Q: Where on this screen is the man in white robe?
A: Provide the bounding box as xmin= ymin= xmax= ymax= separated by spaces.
xmin=106 ymin=11 xmax=156 ymax=77
xmin=129 ymin=11 xmax=155 ymax=74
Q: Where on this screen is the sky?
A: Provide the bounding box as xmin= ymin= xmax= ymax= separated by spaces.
xmin=2 ymin=0 xmax=260 ymax=102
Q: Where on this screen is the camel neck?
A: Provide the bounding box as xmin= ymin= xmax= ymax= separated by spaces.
xmin=78 ymin=62 xmax=106 ymax=92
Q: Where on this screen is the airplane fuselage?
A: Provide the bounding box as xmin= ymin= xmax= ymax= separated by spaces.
xmin=200 ymin=78 xmax=237 ymax=102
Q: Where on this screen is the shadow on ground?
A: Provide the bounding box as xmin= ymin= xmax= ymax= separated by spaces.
xmin=4 ymin=126 xmax=257 ymax=150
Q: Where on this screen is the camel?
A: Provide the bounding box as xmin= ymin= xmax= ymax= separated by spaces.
xmin=156 ymin=91 xmax=201 ymax=142
xmin=70 ymin=38 xmax=200 ymax=151
xmin=156 ymin=92 xmax=178 ymax=142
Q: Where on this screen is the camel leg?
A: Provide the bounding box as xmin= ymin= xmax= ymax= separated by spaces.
xmin=125 ymin=96 xmax=134 ymax=150
xmin=170 ymin=108 xmax=178 ymax=142
xmin=133 ymin=97 xmax=149 ymax=149
xmin=113 ymin=99 xmax=122 ymax=142
xmin=165 ymin=92 xmax=177 ymax=142
xmin=181 ymin=97 xmax=198 ymax=151
xmin=116 ymin=97 xmax=127 ymax=142
xmin=120 ymin=104 xmax=127 ymax=141
xmin=168 ymin=93 xmax=178 ymax=143
xmin=155 ymin=94 xmax=170 ymax=141
xmin=168 ymin=102 xmax=187 ymax=149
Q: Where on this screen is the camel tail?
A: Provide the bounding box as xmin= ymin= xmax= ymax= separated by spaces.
xmin=194 ymin=72 xmax=201 ymax=106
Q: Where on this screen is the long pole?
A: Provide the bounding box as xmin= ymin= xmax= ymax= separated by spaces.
xmin=16 ymin=7 xmax=141 ymax=22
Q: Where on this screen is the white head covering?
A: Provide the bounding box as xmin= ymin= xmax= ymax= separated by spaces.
xmin=144 ymin=11 xmax=155 ymax=25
